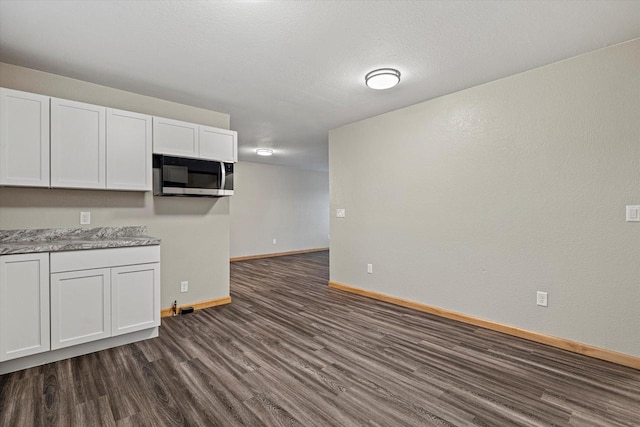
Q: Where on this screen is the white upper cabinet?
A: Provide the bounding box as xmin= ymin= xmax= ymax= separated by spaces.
xmin=152 ymin=116 xmax=199 ymax=158
xmin=106 ymin=108 xmax=152 ymax=191
xmin=199 ymin=125 xmax=237 ymax=162
xmin=153 ymin=116 xmax=238 ymax=163
xmin=49 ymin=246 xmax=160 ymax=350
xmin=0 ymin=88 xmax=50 ymax=187
xmin=51 ymin=98 xmax=106 ymax=189
xmin=1 ymin=86 xmax=237 ymax=192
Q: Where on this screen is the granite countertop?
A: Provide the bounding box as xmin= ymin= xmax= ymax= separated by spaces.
xmin=0 ymin=226 xmax=160 ymax=255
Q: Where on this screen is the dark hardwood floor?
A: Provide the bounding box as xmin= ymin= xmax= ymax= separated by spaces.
xmin=1 ymin=250 xmax=639 ymax=426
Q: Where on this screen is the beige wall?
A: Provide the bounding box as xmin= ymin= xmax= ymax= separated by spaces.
xmin=230 ymin=161 xmax=329 ymax=258
xmin=329 ymin=40 xmax=640 ymax=357
xmin=0 ymin=62 xmax=231 ymax=308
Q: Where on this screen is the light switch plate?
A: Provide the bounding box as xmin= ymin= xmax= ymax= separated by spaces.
xmin=336 ymin=209 xmax=346 ymax=218
xmin=626 ymin=205 xmax=640 ymax=222
xmin=537 ymin=291 xmax=548 ymax=307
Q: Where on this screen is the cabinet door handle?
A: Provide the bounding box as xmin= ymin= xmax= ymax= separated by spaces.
xmin=220 ymin=162 xmax=226 ymax=191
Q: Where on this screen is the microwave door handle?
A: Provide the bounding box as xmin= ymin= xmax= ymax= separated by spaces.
xmin=220 ymin=162 xmax=226 ymax=190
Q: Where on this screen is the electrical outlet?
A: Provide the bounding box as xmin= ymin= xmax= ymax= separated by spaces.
xmin=537 ymin=291 xmax=548 ymax=307
xmin=367 ymin=263 xmax=373 ymax=274
xmin=336 ymin=209 xmax=346 ymax=218
xmin=80 ymin=211 xmax=91 ymax=225
xmin=180 ymin=281 xmax=188 ymax=293
xmin=272 ymin=238 xmax=277 ymax=245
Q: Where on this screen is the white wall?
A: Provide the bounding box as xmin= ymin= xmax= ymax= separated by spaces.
xmin=230 ymin=161 xmax=329 ymax=258
xmin=329 ymin=40 xmax=640 ymax=357
xmin=0 ymin=62 xmax=231 ymax=309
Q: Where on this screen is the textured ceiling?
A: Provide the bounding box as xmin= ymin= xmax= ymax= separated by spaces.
xmin=1 ymin=1 xmax=639 ymax=171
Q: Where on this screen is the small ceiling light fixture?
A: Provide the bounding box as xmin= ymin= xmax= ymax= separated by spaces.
xmin=365 ymin=68 xmax=401 ymax=90
xmin=255 ymin=148 xmax=274 ymax=156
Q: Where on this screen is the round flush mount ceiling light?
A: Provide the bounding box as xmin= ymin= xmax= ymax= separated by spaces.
xmin=256 ymin=148 xmax=274 ymax=156
xmin=365 ymin=68 xmax=401 ymax=90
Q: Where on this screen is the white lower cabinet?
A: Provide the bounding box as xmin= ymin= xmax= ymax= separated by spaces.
xmin=111 ymin=263 xmax=160 ymax=336
xmin=0 ymin=245 xmax=160 ymax=374
xmin=49 ymin=246 xmax=161 ymax=349
xmin=50 ymin=268 xmax=111 ymax=350
xmin=0 ymin=253 xmax=50 ymax=361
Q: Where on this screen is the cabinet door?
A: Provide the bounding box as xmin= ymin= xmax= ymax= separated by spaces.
xmin=51 ymin=98 xmax=106 ymax=189
xmin=111 ymin=263 xmax=160 ymax=336
xmin=199 ymin=125 xmax=237 ymax=162
xmin=0 ymin=253 xmax=50 ymax=361
xmin=0 ymin=88 xmax=50 ymax=187
xmin=152 ymin=116 xmax=198 ymax=157
xmin=50 ymin=268 xmax=111 ymax=350
xmin=106 ymin=108 xmax=152 ymax=191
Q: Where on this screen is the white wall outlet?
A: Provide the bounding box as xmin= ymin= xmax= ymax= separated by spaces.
xmin=367 ymin=263 xmax=373 ymax=274
xmin=336 ymin=209 xmax=346 ymax=218
xmin=80 ymin=211 xmax=91 ymax=225
xmin=626 ymin=205 xmax=640 ymax=222
xmin=272 ymin=238 xmax=277 ymax=245
xmin=180 ymin=281 xmax=188 ymax=293
xmin=536 ymin=291 xmax=548 ymax=307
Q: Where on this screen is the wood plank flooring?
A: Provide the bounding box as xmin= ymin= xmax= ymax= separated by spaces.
xmin=1 ymin=250 xmax=639 ymax=426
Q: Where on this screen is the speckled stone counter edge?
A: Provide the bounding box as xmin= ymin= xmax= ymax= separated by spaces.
xmin=0 ymin=226 xmax=160 ymax=255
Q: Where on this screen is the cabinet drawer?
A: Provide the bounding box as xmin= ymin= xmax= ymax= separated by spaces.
xmin=51 ymin=245 xmax=160 ymax=273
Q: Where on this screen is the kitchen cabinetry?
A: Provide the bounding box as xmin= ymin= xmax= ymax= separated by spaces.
xmin=50 ymin=98 xmax=106 ymax=189
xmin=153 ymin=116 xmax=237 ymax=162
xmin=106 ymin=108 xmax=152 ymax=191
xmin=111 ymin=263 xmax=160 ymax=336
xmin=1 ymin=86 xmax=235 ymax=191
xmin=50 ymin=98 xmax=153 ymax=191
xmin=0 ymin=88 xmax=50 ymax=187
xmin=1 ymin=87 xmax=153 ymax=191
xmin=49 ymin=246 xmax=160 ymax=350
xmin=199 ymin=125 xmax=237 ymax=162
xmin=0 ymin=253 xmax=50 ymax=362
xmin=152 ymin=116 xmax=199 ymax=157
xmin=50 ymin=268 xmax=111 ymax=349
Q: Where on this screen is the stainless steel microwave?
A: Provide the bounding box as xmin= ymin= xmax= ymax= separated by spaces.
xmin=153 ymin=155 xmax=234 ymax=197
